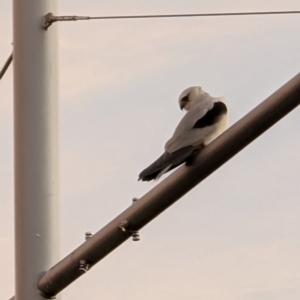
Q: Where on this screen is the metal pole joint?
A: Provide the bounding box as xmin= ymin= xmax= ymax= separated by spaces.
xmin=43 ymin=12 xmax=56 ymax=30
xmin=43 ymin=13 xmax=91 ymax=29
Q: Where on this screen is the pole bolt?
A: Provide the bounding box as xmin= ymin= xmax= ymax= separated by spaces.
xmin=79 ymin=260 xmax=90 ymax=273
xmin=117 ymin=198 xmax=141 ymax=242
xmin=85 ymin=231 xmax=93 ymax=240
xmin=131 ymin=198 xmax=140 ymax=242
xmin=118 ymin=220 xmax=129 ymax=232
xmin=131 ymin=231 xmax=140 ymax=242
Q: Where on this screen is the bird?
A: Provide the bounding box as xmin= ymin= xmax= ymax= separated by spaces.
xmin=138 ymin=86 xmax=228 ymax=181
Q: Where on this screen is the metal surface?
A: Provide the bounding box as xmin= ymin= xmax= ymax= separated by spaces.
xmin=13 ymin=0 xmax=60 ymax=299
xmin=43 ymin=10 xmax=300 ymax=29
xmin=0 ymin=53 xmax=13 ymax=79
xmin=37 ymin=73 xmax=300 ymax=298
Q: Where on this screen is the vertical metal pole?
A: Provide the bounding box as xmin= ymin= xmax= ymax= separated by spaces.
xmin=13 ymin=0 xmax=59 ymax=299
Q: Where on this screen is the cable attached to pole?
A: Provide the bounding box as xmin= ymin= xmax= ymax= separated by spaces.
xmin=43 ymin=10 xmax=300 ymax=29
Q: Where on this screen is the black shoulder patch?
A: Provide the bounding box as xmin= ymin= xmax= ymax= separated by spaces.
xmin=193 ymin=102 xmax=227 ymax=129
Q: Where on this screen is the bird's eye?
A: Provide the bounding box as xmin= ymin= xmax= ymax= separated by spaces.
xmin=181 ymin=95 xmax=189 ymax=102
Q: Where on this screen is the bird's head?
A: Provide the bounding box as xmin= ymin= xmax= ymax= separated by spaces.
xmin=178 ymin=86 xmax=208 ymax=111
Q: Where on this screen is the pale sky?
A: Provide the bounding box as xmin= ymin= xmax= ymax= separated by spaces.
xmin=1 ymin=1 xmax=300 ymax=300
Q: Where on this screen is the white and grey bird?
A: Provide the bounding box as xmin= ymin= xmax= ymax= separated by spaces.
xmin=138 ymin=86 xmax=228 ymax=181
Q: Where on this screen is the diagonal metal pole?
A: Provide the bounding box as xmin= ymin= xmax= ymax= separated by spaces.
xmin=13 ymin=0 xmax=60 ymax=299
xmin=36 ymin=73 xmax=300 ymax=298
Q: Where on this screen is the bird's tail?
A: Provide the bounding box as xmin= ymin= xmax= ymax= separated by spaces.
xmin=138 ymin=146 xmax=195 ymax=181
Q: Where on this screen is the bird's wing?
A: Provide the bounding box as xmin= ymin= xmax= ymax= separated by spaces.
xmin=138 ymin=146 xmax=195 ymax=181
xmin=165 ymin=100 xmax=217 ymax=152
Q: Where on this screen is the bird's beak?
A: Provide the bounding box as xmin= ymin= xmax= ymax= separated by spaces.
xmin=180 ymin=103 xmax=185 ymax=110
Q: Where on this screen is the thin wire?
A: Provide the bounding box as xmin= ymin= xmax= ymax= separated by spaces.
xmin=87 ymin=10 xmax=300 ymax=20
xmin=3 ymin=10 xmax=300 ymax=76
xmin=0 ymin=53 xmax=13 ymax=80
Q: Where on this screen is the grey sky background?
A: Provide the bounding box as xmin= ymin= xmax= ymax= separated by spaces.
xmin=1 ymin=1 xmax=300 ymax=299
